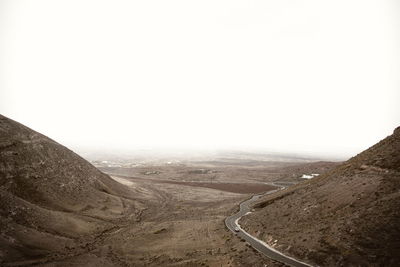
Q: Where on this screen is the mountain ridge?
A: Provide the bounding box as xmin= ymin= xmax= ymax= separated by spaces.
xmin=241 ymin=127 xmax=400 ymax=266
xmin=0 ymin=114 xmax=143 ymax=265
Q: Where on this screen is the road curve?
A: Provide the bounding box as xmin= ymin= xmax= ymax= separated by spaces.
xmin=225 ymin=183 xmax=313 ymax=267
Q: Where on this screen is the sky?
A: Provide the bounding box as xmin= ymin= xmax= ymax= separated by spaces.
xmin=0 ymin=0 xmax=399 ymax=158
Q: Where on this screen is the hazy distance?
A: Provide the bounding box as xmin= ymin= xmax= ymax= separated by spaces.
xmin=1 ymin=0 xmax=399 ymax=158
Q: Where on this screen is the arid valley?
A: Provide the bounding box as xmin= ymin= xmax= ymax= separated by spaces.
xmin=1 ymin=114 xmax=347 ymax=267
xmin=1 ymin=115 xmax=400 ymax=267
xmin=2 ymin=1 xmax=400 ymax=266
xmin=89 ymin=156 xmax=337 ymax=266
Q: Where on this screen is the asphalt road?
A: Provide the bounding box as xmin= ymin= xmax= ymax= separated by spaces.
xmin=225 ymin=184 xmax=313 ymax=267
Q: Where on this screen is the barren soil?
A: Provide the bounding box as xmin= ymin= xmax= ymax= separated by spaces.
xmin=46 ymin=161 xmax=335 ymax=267
xmin=241 ymin=127 xmax=400 ymax=266
xmin=1 ymin=155 xmax=337 ymax=267
xmin=1 ymin=114 xmax=343 ymax=266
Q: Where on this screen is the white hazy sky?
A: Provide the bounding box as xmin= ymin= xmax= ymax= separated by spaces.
xmin=0 ymin=0 xmax=399 ymax=158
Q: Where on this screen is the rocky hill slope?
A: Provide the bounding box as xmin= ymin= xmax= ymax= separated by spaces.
xmin=0 ymin=115 xmax=143 ymax=265
xmin=241 ymin=127 xmax=400 ymax=266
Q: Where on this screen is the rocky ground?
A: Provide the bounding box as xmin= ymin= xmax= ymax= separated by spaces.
xmin=241 ymin=127 xmax=400 ymax=266
xmin=1 ymin=160 xmax=337 ymax=267
xmin=0 ymin=114 xmax=341 ymax=266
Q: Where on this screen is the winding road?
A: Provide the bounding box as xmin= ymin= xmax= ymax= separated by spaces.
xmin=225 ymin=183 xmax=313 ymax=267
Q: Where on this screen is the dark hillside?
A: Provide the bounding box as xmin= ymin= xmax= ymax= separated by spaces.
xmin=241 ymin=127 xmax=400 ymax=266
xmin=0 ymin=115 xmax=142 ymax=265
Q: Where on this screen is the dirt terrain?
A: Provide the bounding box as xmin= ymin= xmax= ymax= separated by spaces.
xmin=241 ymin=127 xmax=400 ymax=266
xmin=44 ymin=162 xmax=335 ymax=267
xmin=0 ymin=115 xmax=152 ymax=265
xmin=0 ymin=114 xmax=340 ymax=266
xmin=97 ymin=160 xmax=338 ymax=185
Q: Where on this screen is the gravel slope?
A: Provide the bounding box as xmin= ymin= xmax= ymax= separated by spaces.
xmin=241 ymin=127 xmax=400 ymax=266
xmin=0 ymin=115 xmax=143 ymax=265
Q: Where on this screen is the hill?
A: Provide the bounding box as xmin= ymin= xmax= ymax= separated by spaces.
xmin=241 ymin=127 xmax=400 ymax=266
xmin=0 ymin=115 xmax=143 ymax=265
